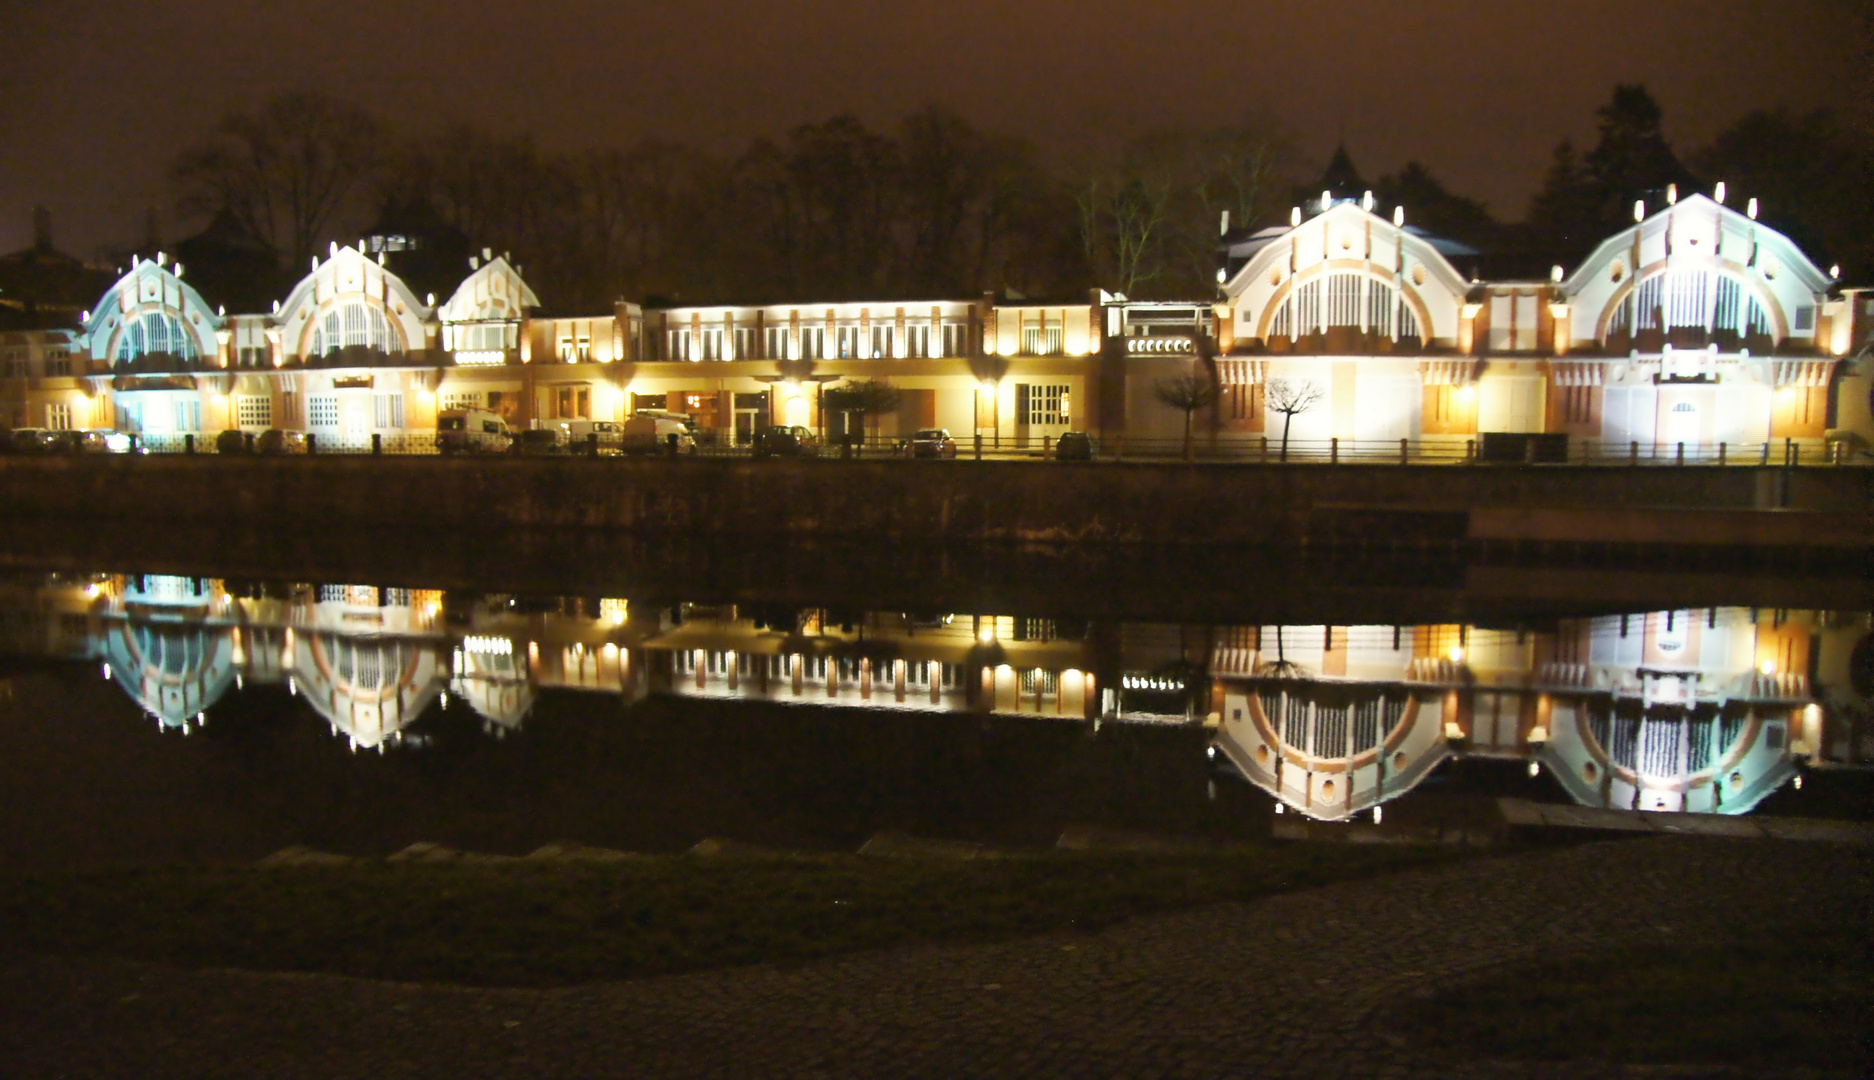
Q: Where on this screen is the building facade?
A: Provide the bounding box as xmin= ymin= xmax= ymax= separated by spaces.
xmin=0 ymin=185 xmax=1868 ymax=456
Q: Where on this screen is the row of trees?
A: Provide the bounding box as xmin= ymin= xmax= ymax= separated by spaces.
xmin=171 ymin=97 xmax=1291 ymax=309
xmin=165 ymin=87 xmax=1872 ymax=313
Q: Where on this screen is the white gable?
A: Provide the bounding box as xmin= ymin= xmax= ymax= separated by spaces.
xmin=1223 ymin=204 xmax=1471 ymax=348
xmin=1560 ymin=194 xmax=1830 ymax=348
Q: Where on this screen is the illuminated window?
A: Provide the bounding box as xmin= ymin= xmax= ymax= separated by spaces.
xmin=942 ymin=323 xmax=969 ymax=358
xmin=1021 ymin=384 xmax=1068 ymax=425
xmin=1271 ymin=274 xmax=1418 ymax=341
xmin=871 ymin=325 xmax=894 ymax=359
xmin=235 ymin=396 xmax=272 ymax=428
xmin=1021 ymin=323 xmax=1061 ymax=356
xmin=373 ymin=393 xmax=404 ymax=428
xmin=116 ymin=311 xmax=200 ymax=363
xmin=309 ymin=396 xmax=339 ymax=428
xmin=310 ymin=302 xmax=400 ymax=356
xmin=45 ymin=403 xmax=71 ymax=430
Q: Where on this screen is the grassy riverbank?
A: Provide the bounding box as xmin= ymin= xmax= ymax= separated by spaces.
xmin=0 ymin=845 xmax=1464 ymax=987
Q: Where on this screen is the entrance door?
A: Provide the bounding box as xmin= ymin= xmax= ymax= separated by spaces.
xmin=1662 ymin=400 xmax=1700 ymax=452
xmin=733 ymin=391 xmax=768 ymax=445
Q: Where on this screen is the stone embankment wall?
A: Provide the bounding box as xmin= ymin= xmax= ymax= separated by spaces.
xmin=1 ymin=456 xmax=1867 ymax=548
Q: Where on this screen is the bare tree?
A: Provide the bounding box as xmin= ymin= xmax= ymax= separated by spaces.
xmin=823 ymin=378 xmax=902 ymax=455
xmin=1153 ymin=374 xmax=1218 ymax=460
xmin=172 ymin=92 xmax=386 ymax=272
xmin=1265 ymin=377 xmax=1324 ymax=461
xmin=1077 ymin=171 xmax=1173 ymax=297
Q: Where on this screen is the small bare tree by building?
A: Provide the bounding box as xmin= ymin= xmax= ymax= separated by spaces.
xmin=1265 ymin=377 xmax=1324 ymax=461
xmin=1153 ymin=374 xmax=1218 ymax=460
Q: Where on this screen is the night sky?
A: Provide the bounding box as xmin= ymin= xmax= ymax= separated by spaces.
xmin=1 ymin=0 xmax=1859 ymax=257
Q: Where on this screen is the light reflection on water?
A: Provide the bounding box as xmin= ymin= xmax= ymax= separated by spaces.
xmin=7 ymin=571 xmax=1873 ymax=824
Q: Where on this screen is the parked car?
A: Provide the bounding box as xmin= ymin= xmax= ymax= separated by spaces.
xmin=437 ymin=408 xmax=513 ymax=454
xmin=619 ymin=413 xmax=697 ymax=456
xmin=1053 ymin=431 xmax=1094 ymax=461
xmin=558 ymin=419 xmax=624 ymax=453
xmin=511 ymin=428 xmax=564 ymax=455
xmin=907 ymin=428 xmax=958 ymax=459
xmin=85 ymin=429 xmax=136 ymax=453
xmin=752 ymin=424 xmax=821 ymax=459
xmin=255 ymin=429 xmax=309 ymax=455
xmin=6 ymin=427 xmax=57 ymax=454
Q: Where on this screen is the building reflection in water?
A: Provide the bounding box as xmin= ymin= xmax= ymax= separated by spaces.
xmin=4 ymin=572 xmax=1868 ymax=818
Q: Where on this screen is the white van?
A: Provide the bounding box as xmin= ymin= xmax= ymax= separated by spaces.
xmin=437 ymin=409 xmax=512 ymax=454
xmin=618 ymin=413 xmax=697 ymax=456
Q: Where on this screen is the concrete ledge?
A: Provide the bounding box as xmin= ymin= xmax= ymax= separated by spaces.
xmin=0 ymin=455 xmax=1864 ymax=548
xmin=1496 ymin=798 xmax=1874 ymax=843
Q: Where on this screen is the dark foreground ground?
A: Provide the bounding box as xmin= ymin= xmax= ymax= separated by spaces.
xmin=1 ymin=836 xmax=1865 ymax=1079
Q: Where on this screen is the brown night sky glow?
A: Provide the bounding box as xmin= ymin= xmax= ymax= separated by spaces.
xmin=0 ymin=0 xmax=1860 ymax=255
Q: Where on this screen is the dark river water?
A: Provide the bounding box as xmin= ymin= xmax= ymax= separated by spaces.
xmin=0 ymin=561 xmax=1868 ymax=870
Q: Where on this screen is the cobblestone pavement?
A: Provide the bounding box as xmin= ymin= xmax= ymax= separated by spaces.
xmin=0 ymin=837 xmax=1866 ymax=1079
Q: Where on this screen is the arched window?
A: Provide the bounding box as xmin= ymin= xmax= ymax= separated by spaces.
xmin=1268 ymin=273 xmax=1420 ymax=341
xmin=310 ymin=301 xmax=402 ymax=356
xmin=1607 ymin=271 xmax=1772 ymax=340
xmin=115 ymin=310 xmax=201 ymax=362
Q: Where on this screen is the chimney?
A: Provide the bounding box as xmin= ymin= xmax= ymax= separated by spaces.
xmin=31 ymin=205 xmax=52 ymax=250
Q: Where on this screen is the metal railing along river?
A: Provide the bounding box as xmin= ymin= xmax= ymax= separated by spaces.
xmin=43 ymin=430 xmax=1869 ymax=467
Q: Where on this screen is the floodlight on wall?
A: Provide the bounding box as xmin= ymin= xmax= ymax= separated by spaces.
xmin=1713 ymin=181 xmax=1726 ymax=204
xmin=1747 ymin=198 xmax=1759 ymax=220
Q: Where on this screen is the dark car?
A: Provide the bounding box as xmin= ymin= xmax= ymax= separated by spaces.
xmin=511 ymin=428 xmax=563 ymax=455
xmin=752 ymin=425 xmax=821 ymax=459
xmin=907 ymin=428 xmax=958 ymax=459
xmin=1054 ymin=431 xmax=1094 ymax=460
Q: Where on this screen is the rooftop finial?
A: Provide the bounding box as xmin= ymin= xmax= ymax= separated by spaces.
xmin=1713 ymin=181 xmax=1726 ymax=205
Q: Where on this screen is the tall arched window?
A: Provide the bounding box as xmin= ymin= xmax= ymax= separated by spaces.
xmin=115 ymin=310 xmax=201 ymax=362
xmin=1606 ymin=271 xmax=1772 ymax=340
xmin=1268 ymin=273 xmax=1420 ymax=341
xmin=310 ymin=301 xmax=402 ymax=356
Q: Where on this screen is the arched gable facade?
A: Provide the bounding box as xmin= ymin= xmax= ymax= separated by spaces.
xmin=1561 ymin=194 xmax=1829 ymax=354
xmin=274 ymin=245 xmax=431 ymax=366
xmin=80 ymin=259 xmax=222 ymax=371
xmin=1223 ymin=204 xmax=1468 ymax=353
xmin=438 ymin=256 xmax=538 ymax=362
